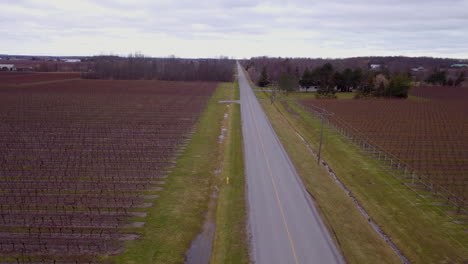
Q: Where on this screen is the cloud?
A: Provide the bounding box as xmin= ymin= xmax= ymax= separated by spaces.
xmin=0 ymin=0 xmax=467 ymax=58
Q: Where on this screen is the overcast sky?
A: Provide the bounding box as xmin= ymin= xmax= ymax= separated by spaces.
xmin=1 ymin=0 xmax=468 ymax=58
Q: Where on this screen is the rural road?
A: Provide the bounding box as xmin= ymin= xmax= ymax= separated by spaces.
xmin=238 ymin=63 xmax=344 ymax=264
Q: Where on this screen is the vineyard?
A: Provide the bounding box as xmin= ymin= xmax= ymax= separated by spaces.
xmin=0 ymin=72 xmax=81 ymax=85
xmin=0 ymin=79 xmax=217 ymax=262
xmin=300 ymin=86 xmax=468 ymax=209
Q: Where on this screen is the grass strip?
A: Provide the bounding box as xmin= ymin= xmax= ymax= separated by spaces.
xmin=210 ymin=79 xmax=249 ymax=264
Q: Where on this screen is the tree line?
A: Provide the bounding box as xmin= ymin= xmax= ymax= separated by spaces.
xmin=257 ymin=63 xmax=412 ymax=98
xmin=243 ymin=56 xmax=463 ymax=83
xmin=425 ymin=70 xmax=465 ymax=86
xmin=82 ymin=54 xmax=235 ymax=82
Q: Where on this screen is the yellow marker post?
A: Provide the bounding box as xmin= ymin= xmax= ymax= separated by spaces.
xmin=226 ymin=176 xmax=230 ymax=184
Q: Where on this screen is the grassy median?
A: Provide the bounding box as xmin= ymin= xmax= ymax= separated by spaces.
xmin=211 ymin=79 xmax=250 ymax=264
xmin=256 ymin=89 xmax=468 ymax=263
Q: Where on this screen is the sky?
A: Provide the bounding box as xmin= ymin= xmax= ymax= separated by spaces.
xmin=1 ymin=0 xmax=468 ymax=59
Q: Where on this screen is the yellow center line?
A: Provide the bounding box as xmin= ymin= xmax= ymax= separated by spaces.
xmin=244 ymin=87 xmax=300 ymax=264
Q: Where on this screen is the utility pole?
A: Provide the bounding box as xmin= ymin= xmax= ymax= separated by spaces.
xmin=317 ymin=112 xmax=324 ymax=164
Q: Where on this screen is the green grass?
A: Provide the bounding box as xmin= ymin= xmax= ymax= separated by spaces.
xmin=258 ymin=90 xmax=468 ymax=263
xmin=106 ymin=82 xmax=235 ymax=264
xmin=233 ymin=75 xmax=240 ymax=100
xmin=210 ymin=80 xmax=249 ymax=263
xmin=281 ymin=91 xmax=355 ymax=100
xmin=408 ymin=94 xmax=431 ymax=102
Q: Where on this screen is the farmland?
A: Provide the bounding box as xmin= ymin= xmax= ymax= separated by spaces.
xmin=0 ymin=78 xmax=217 ymax=262
xmin=0 ymin=72 xmax=81 ymax=85
xmin=300 ymin=86 xmax=468 ymax=207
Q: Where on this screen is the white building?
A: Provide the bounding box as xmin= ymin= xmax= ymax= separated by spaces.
xmin=411 ymin=66 xmax=426 ymax=72
xmin=62 ymin=58 xmax=81 ymax=63
xmin=0 ymin=64 xmax=16 ymax=71
xmin=370 ymin=64 xmax=382 ymax=71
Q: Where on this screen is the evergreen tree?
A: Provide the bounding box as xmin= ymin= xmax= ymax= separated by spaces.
xmin=387 ymin=73 xmax=412 ymax=98
xmin=333 ymin=71 xmax=345 ymax=92
xmin=351 ymin=68 xmax=363 ymax=90
xmin=426 ymin=71 xmax=447 ymax=85
xmin=317 ymin=63 xmax=335 ymax=96
xmin=257 ymin=67 xmax=270 ymax=87
xmin=299 ymin=68 xmax=313 ymax=92
xmin=278 ymin=72 xmax=298 ymax=95
xmin=342 ymin=68 xmax=354 ymax=92
xmin=355 ymin=73 xmax=375 ymax=98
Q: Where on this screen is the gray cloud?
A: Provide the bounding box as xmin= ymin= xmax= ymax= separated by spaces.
xmin=0 ymin=0 xmax=467 ymax=58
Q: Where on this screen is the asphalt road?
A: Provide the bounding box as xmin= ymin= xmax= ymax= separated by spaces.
xmin=238 ymin=63 xmax=344 ymax=264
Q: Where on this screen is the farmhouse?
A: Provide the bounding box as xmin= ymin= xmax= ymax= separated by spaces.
xmin=62 ymin=58 xmax=81 ymax=63
xmin=411 ymin=66 xmax=426 ymax=72
xmin=0 ymin=64 xmax=16 ymax=71
xmin=369 ymin=64 xmax=382 ymax=71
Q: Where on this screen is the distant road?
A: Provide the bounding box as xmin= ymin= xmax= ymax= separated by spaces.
xmin=238 ymin=63 xmax=344 ymax=264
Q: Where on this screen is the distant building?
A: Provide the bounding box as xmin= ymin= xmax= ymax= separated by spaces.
xmin=370 ymin=64 xmax=382 ymax=71
xmin=62 ymin=58 xmax=81 ymax=63
xmin=450 ymin=64 xmax=468 ymax=68
xmin=0 ymin=64 xmax=16 ymax=71
xmin=411 ymin=66 xmax=426 ymax=72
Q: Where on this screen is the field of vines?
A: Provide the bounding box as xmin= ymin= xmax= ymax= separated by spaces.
xmin=0 ymin=78 xmax=217 ymax=262
xmin=0 ymin=72 xmax=81 ymax=85
xmin=300 ymin=86 xmax=468 ymax=209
